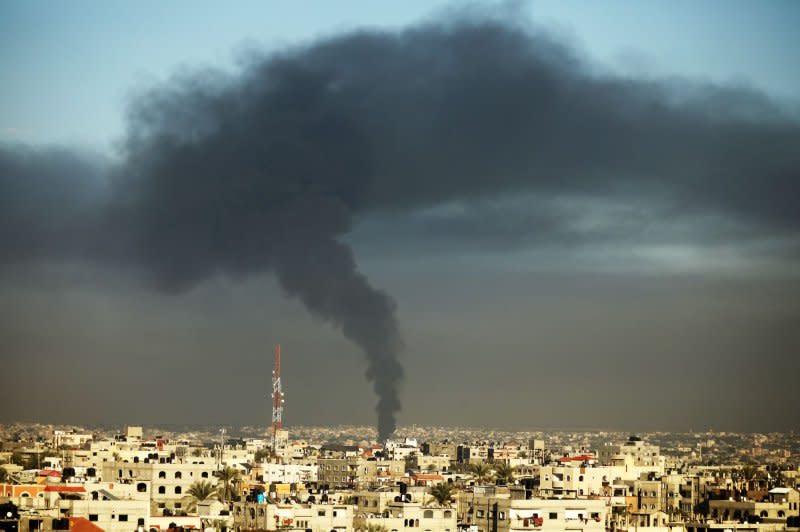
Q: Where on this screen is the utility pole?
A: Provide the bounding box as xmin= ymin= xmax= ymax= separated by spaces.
xmin=218 ymin=428 xmax=226 ymax=470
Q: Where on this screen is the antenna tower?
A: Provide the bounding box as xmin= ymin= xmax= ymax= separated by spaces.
xmin=271 ymin=344 xmax=284 ymax=454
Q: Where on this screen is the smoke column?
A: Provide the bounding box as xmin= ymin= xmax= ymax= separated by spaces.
xmin=115 ymin=83 xmax=405 ymax=438
xmin=274 ymin=231 xmax=402 ymax=441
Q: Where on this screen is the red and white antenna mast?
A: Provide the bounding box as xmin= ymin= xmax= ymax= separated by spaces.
xmin=271 ymin=344 xmax=284 ymax=454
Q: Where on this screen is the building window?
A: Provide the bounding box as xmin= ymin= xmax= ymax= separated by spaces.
xmin=119 ymin=515 xmax=128 ymax=522
xmin=477 ymin=510 xmax=484 ymax=518
xmin=158 ymin=486 xmax=165 ymax=494
xmin=549 ymin=513 xmax=557 ymax=520
xmin=175 ymin=486 xmax=182 ymax=494
xmin=89 ymin=515 xmax=98 ymax=522
xmin=137 ymin=483 xmax=147 ymax=492
xmin=175 ymin=472 xmax=182 ymax=479
xmin=159 ymin=471 xmax=166 ymax=478
xmin=202 ymin=472 xmax=208 ymax=478
xmin=174 ymin=502 xmax=182 ymax=509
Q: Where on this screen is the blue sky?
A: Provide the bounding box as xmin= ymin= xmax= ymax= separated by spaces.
xmin=2 ymin=0 xmax=798 ymax=149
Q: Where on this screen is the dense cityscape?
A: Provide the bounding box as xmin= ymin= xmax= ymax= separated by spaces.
xmin=1 ymin=421 xmax=799 ymax=532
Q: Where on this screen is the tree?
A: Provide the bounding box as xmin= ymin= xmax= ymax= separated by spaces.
xmin=0 ymin=468 xmax=8 ymax=483
xmin=365 ymin=524 xmax=388 ymax=532
xmin=11 ymin=452 xmax=33 ymax=469
xmin=185 ymin=480 xmax=218 ymax=511
xmin=254 ymin=448 xmax=271 ymax=463
xmin=191 ymin=448 xmax=204 ymax=457
xmin=404 ymin=453 xmax=418 ymax=473
xmin=494 ymin=463 xmax=516 ymax=485
xmin=428 ymin=483 xmax=456 ymax=507
xmin=468 ymin=463 xmax=492 ymax=485
xmin=216 ymin=466 xmax=240 ymax=502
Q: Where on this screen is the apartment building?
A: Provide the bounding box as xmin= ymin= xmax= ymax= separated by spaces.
xmin=11 ymin=482 xmax=149 ymax=532
xmin=599 ymin=436 xmax=664 ymax=469
xmin=354 ymin=499 xmax=456 ymax=532
xmin=232 ymin=501 xmax=353 ymax=532
xmin=100 ymin=459 xmax=217 ymax=515
xmin=52 ymin=430 xmax=93 ymax=449
xmin=253 ymin=462 xmax=318 ymax=484
xmin=459 ymin=490 xmax=607 ymax=532
xmin=537 ymin=466 xmax=610 ymax=498
xmin=318 ymin=457 xmax=404 ymax=488
xmin=413 ymin=455 xmax=452 ymax=472
xmin=708 ymin=487 xmax=799 ymax=523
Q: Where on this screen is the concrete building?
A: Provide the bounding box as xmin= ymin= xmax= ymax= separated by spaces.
xmin=708 ymin=487 xmax=799 ymax=523
xmin=537 ymin=466 xmax=610 ymax=498
xmin=232 ymin=501 xmax=353 ymax=532
xmin=253 ymin=462 xmax=318 ymax=484
xmin=10 ymin=482 xmax=149 ymax=532
xmin=599 ymin=437 xmax=664 ymax=469
xmin=413 ymin=455 xmax=452 ymax=473
xmin=354 ymin=499 xmax=456 ymax=532
xmin=52 ymin=431 xmax=93 ymax=449
xmin=386 ymin=439 xmax=420 ymax=461
xmin=318 ymin=458 xmax=404 ymax=488
xmin=458 ymin=490 xmax=608 ymax=532
xmin=100 ymin=458 xmax=217 ymax=515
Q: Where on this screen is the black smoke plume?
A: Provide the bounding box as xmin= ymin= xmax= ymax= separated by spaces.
xmin=116 ymin=65 xmax=405 ymax=440
xmin=2 ymin=11 xmax=800 ymax=437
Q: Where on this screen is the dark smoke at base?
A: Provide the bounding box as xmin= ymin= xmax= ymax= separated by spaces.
xmin=272 ymin=204 xmax=403 ymax=441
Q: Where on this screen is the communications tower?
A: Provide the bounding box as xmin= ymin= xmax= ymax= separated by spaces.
xmin=271 ymin=344 xmax=284 ymax=454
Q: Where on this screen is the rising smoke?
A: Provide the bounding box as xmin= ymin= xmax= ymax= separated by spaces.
xmin=2 ymin=11 xmax=800 ymax=438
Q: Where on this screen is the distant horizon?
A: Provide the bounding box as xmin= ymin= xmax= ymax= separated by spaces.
xmin=2 ymin=420 xmax=793 ymax=437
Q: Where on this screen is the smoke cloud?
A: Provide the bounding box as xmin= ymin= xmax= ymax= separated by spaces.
xmin=2 ymin=11 xmax=800 ymax=436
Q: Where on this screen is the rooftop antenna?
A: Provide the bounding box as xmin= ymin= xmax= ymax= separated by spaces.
xmin=271 ymin=344 xmax=284 ymax=456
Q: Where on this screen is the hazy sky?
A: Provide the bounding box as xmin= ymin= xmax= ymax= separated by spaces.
xmin=1 ymin=1 xmax=799 ymax=433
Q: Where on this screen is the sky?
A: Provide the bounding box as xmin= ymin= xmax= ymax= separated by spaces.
xmin=1 ymin=1 xmax=799 ymax=434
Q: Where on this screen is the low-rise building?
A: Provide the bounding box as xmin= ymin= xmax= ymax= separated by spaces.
xmin=458 ymin=490 xmax=608 ymax=532
xmin=233 ymin=501 xmax=353 ymax=532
